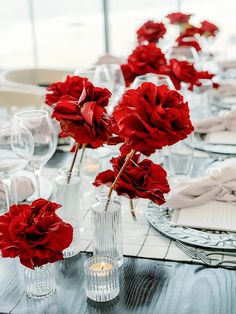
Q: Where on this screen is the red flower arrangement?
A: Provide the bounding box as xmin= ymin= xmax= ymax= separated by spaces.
xmin=200 ymin=20 xmax=219 ymax=37
xmin=136 ymin=20 xmax=166 ymax=44
xmin=159 ymin=58 xmax=215 ymax=91
xmin=94 ymin=153 xmax=170 ymax=205
xmin=121 ymin=44 xmax=166 ymax=87
xmin=0 ymin=199 xmax=73 ymax=269
xmin=46 ymin=76 xmax=112 ymax=182
xmin=166 ymin=12 xmax=192 ymax=25
xmin=112 ymin=82 xmax=194 ymax=156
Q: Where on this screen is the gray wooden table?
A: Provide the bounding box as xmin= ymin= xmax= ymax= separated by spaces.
xmin=1 ymin=151 xmax=236 ymax=314
xmin=0 ymin=253 xmax=236 ymax=314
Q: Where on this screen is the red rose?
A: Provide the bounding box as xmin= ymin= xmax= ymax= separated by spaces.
xmin=94 ymin=154 xmax=170 ymax=205
xmin=137 ymin=20 xmax=166 ymax=44
xmin=166 ymin=12 xmax=192 ymax=25
xmin=121 ymin=44 xmax=167 ymax=87
xmin=45 ymin=76 xmax=92 ymax=106
xmin=160 ymin=59 xmax=215 ymax=90
xmin=0 ymin=199 xmax=73 ymax=269
xmin=200 ymin=20 xmax=219 ymax=37
xmin=52 ymin=95 xmax=112 ymax=148
xmin=176 ymin=35 xmax=201 ymax=52
xmin=120 ymin=64 xmax=137 ymax=87
xmin=112 ymin=82 xmax=194 ymax=156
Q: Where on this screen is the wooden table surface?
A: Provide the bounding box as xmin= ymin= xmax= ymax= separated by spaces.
xmin=1 ymin=253 xmax=236 ymax=314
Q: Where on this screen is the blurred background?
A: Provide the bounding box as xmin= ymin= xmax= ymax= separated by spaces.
xmin=2 ymin=0 xmax=236 ymax=69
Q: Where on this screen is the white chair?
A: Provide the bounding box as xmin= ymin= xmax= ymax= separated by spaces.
xmin=0 ymin=89 xmax=43 ymax=114
xmin=0 ymin=68 xmax=73 ymax=94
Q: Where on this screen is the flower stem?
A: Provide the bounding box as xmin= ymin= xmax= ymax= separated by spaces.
xmin=67 ymin=143 xmax=80 ymax=184
xmin=129 ymin=199 xmax=137 ymax=221
xmin=105 ymin=149 xmax=136 ymax=211
xmin=77 ymin=143 xmax=87 ymax=176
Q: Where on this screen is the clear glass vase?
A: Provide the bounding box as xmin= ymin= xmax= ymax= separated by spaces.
xmin=91 ymin=196 xmax=123 ymax=267
xmin=54 ymin=168 xmax=81 ymax=222
xmin=24 ymin=263 xmax=56 ymax=299
xmin=63 ymin=218 xmax=80 ymax=258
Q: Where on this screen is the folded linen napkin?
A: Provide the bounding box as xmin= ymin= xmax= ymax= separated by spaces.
xmin=195 ymin=108 xmax=236 ymax=133
xmin=167 ymin=158 xmax=236 ymax=209
xmin=0 ymin=177 xmax=35 ymax=203
xmin=220 ymin=60 xmax=236 ymax=70
xmin=215 ymin=84 xmax=236 ymax=98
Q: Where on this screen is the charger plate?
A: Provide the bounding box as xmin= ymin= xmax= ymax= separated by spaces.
xmin=146 ymin=202 xmax=236 ymax=250
xmin=192 ymin=134 xmax=236 ymax=155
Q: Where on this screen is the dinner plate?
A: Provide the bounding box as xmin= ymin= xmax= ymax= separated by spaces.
xmin=192 ymin=133 xmax=236 ymax=155
xmin=146 ymin=203 xmax=236 ymax=250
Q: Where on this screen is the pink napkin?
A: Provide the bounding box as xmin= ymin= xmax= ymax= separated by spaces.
xmin=167 ymin=159 xmax=236 ymax=209
xmin=220 ymin=60 xmax=236 ymax=70
xmin=195 ymin=108 xmax=236 ymax=133
xmin=0 ymin=177 xmax=35 ymax=203
xmin=95 ymin=54 xmax=121 ymax=65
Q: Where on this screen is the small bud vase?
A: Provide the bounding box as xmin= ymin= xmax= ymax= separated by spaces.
xmin=24 ymin=263 xmax=56 ymax=299
xmin=91 ymin=196 xmax=123 ymax=267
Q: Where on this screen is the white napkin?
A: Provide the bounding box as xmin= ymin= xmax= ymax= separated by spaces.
xmin=167 ymin=158 xmax=236 ymax=209
xmin=195 ymin=108 xmax=236 ymax=134
xmin=0 ymin=177 xmax=35 ymax=203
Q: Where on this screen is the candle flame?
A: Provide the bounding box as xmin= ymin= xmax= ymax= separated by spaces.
xmin=101 ymin=262 xmax=105 ymax=270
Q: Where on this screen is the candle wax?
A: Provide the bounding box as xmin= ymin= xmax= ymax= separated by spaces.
xmin=89 ymin=262 xmax=113 ymax=271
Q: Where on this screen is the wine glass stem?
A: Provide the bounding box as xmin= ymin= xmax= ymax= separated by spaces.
xmin=2 ymin=178 xmax=13 ymax=213
xmin=33 ymin=168 xmax=42 ymax=198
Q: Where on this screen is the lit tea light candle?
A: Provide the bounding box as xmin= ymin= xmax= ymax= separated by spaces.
xmin=84 ymin=256 xmax=119 ymax=302
xmin=89 ymin=261 xmax=113 ymax=272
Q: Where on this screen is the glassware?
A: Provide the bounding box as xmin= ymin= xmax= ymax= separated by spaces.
xmin=63 ymin=218 xmax=80 ymax=258
xmin=131 ymin=73 xmax=175 ymax=89
xmin=91 ymin=197 xmax=123 ymax=267
xmin=168 ymin=135 xmax=193 ymax=184
xmin=74 ymin=66 xmax=97 ymax=82
xmin=166 ymin=45 xmax=199 ymax=63
xmin=15 ymin=110 xmax=57 ymax=198
xmin=24 ymin=263 xmax=56 ymax=299
xmin=54 ymin=168 xmax=81 ymax=221
xmin=0 ymin=115 xmax=33 ymax=213
xmin=84 ymin=256 xmax=119 ymax=302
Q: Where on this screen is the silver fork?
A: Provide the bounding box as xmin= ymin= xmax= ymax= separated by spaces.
xmin=176 ymin=241 xmax=236 ymax=267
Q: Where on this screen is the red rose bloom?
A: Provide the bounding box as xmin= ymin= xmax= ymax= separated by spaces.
xmin=160 ymin=59 xmax=214 ymax=90
xmin=166 ymin=12 xmax=192 ymax=25
xmin=176 ymin=35 xmax=201 ymax=52
xmin=52 ymin=94 xmax=112 ymax=148
xmin=200 ymin=20 xmax=219 ymax=37
xmin=137 ymin=20 xmax=166 ymax=44
xmin=121 ymin=44 xmax=167 ymax=87
xmin=112 ymin=82 xmax=194 ymax=156
xmin=0 ymin=199 xmax=73 ymax=269
xmin=94 ymin=154 xmax=170 ymax=205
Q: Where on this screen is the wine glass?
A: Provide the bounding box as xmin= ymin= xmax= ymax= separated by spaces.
xmin=15 ymin=110 xmax=57 ymax=198
xmin=166 ymin=45 xmax=199 ymax=63
xmin=131 ymin=73 xmax=175 ymax=90
xmin=74 ymin=66 xmax=97 ymax=82
xmin=0 ymin=115 xmax=34 ymax=212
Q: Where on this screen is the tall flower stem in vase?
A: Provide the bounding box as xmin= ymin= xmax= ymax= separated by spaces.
xmin=77 ymin=143 xmax=87 ymax=176
xmin=129 ymin=199 xmax=137 ymax=221
xmin=67 ymin=143 xmax=80 ymax=184
xmin=105 ymin=150 xmax=136 ymax=217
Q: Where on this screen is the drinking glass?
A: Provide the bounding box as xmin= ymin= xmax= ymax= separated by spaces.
xmin=131 ymin=73 xmax=175 ymax=90
xmin=167 ymin=45 xmax=199 ymax=63
xmin=0 ymin=115 xmax=34 ymax=212
xmin=15 ymin=110 xmax=57 ymax=198
xmin=74 ymin=66 xmax=97 ymax=82
xmin=168 ymin=135 xmax=193 ymax=183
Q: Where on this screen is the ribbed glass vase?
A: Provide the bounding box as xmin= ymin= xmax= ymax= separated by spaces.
xmin=54 ymin=168 xmax=81 ymax=222
xmin=24 ymin=263 xmax=56 ymax=299
xmin=91 ymin=196 xmax=123 ymax=267
xmin=63 ymin=218 xmax=80 ymax=258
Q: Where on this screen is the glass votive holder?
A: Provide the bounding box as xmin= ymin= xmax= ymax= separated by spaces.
xmin=84 ymin=256 xmax=120 ymax=302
